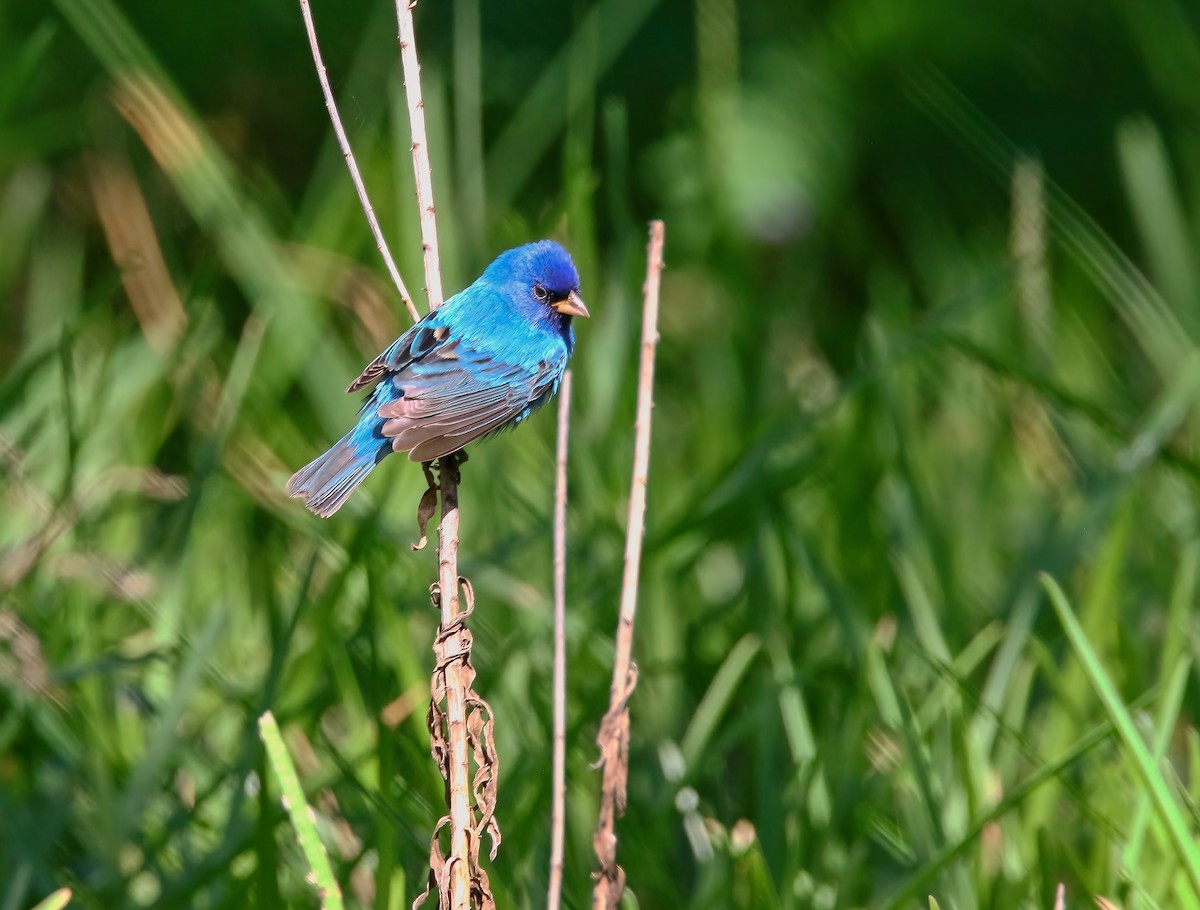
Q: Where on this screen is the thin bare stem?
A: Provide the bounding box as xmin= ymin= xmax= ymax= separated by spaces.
xmin=616 ymin=221 xmax=666 ymax=716
xmin=591 ymin=221 xmax=665 ymax=910
xmin=297 ymin=0 xmax=420 ymax=323
xmin=394 ymin=0 xmax=444 ymax=310
xmin=548 ymin=370 xmax=573 ymax=910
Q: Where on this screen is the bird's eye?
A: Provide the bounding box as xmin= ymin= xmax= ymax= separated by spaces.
xmin=533 ymin=284 xmax=549 ymax=302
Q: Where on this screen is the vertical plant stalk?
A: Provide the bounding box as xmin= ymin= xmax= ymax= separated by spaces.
xmin=418 ymin=457 xmax=501 ymax=910
xmin=87 ymin=152 xmax=187 ymax=349
xmin=591 ymin=221 xmax=665 ymax=910
xmin=294 ymin=2 xmax=490 ymax=907
xmin=392 ymin=10 xmax=497 ymax=909
xmin=1011 ymin=156 xmax=1053 ymax=364
xmin=548 ymin=370 xmax=573 ymax=910
xmin=297 ymin=0 xmax=419 ymax=323
xmin=436 ymin=459 xmax=469 ymax=910
xmin=395 ymin=0 xmax=444 ymax=310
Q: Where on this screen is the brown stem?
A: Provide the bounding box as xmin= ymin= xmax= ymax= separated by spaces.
xmin=390 ymin=4 xmax=497 ymax=907
xmin=297 ymin=0 xmax=419 ymax=323
xmin=301 ymin=2 xmax=491 ymax=907
xmin=591 ymin=221 xmax=665 ymax=910
xmin=548 ymin=370 xmax=573 ymax=910
xmin=435 ymin=455 xmax=473 ymax=910
xmin=394 ymin=0 xmax=444 ymax=310
xmin=417 ymin=456 xmax=498 ymax=910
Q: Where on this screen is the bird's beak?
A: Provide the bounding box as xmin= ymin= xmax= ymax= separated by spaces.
xmin=553 ymin=290 xmax=590 ymax=318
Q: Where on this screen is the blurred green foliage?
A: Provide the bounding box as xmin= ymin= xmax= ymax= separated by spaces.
xmin=4 ymin=0 xmax=1200 ymax=908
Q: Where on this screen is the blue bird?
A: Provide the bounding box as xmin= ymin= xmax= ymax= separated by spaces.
xmin=287 ymin=240 xmax=588 ymax=517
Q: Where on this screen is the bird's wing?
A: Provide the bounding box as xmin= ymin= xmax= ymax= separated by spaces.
xmin=374 ymin=334 xmax=563 ymax=462
xmin=346 ymin=316 xmax=450 ymax=393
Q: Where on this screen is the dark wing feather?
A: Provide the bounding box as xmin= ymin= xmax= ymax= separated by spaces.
xmin=346 ymin=320 xmax=452 ymax=393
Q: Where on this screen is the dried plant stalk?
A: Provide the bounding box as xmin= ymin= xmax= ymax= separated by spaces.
xmin=591 ymin=221 xmax=665 ymax=909
xmin=431 ymin=456 xmax=474 ymax=910
xmin=298 ymin=2 xmax=494 ymax=906
xmin=416 ymin=460 xmax=501 ymax=910
xmin=395 ymin=0 xmax=444 ymax=310
xmin=297 ymin=0 xmax=419 ymax=323
xmin=87 ymin=152 xmax=187 ymax=349
xmin=415 ymin=460 xmax=499 ymax=910
xmin=548 ymin=370 xmax=573 ymax=910
xmin=1011 ymin=155 xmax=1053 ymax=363
xmin=375 ymin=2 xmax=496 ymax=906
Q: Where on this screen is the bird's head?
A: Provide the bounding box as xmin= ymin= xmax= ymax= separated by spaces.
xmin=485 ymin=240 xmax=589 ymax=321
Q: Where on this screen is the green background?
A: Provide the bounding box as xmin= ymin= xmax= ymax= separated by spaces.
xmin=4 ymin=0 xmax=1200 ymax=907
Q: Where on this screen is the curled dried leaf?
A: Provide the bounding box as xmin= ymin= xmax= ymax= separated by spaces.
xmin=472 ymin=867 xmax=497 ymax=910
xmin=457 ymin=576 xmax=475 ymax=613
xmin=590 ymin=863 xmax=627 ymax=910
xmin=420 ymin=580 xmax=501 ymax=907
xmin=484 ymin=817 xmax=502 ymax=864
xmin=412 ymin=816 xmax=452 ymax=910
xmin=466 ymin=698 xmax=502 ymax=860
xmin=427 ymin=697 xmax=449 ymax=781
xmin=590 ymin=663 xmax=639 ymax=909
xmin=411 ymin=465 xmax=439 ymax=550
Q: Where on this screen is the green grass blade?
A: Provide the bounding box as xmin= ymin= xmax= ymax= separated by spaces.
xmin=29 ymin=889 xmax=71 ymax=910
xmin=1042 ymin=574 xmax=1200 ymax=899
xmin=1122 ymin=655 xmax=1192 ymax=891
xmin=879 ymin=707 xmax=1124 ymax=910
xmin=1116 ymin=116 xmax=1200 ymax=332
xmin=680 ymin=633 xmax=761 ymax=772
xmin=258 ymin=711 xmax=346 ymax=910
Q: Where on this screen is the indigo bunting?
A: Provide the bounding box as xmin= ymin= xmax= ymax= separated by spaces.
xmin=287 ymin=240 xmax=588 ymax=517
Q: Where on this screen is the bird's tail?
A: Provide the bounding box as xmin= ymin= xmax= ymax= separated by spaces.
xmin=286 ymin=423 xmax=390 ymax=518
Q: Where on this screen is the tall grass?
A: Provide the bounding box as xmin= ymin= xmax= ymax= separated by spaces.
xmin=4 ymin=1 xmax=1200 ymax=908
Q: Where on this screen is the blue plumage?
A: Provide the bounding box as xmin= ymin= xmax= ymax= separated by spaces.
xmin=287 ymin=240 xmax=588 ymax=517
